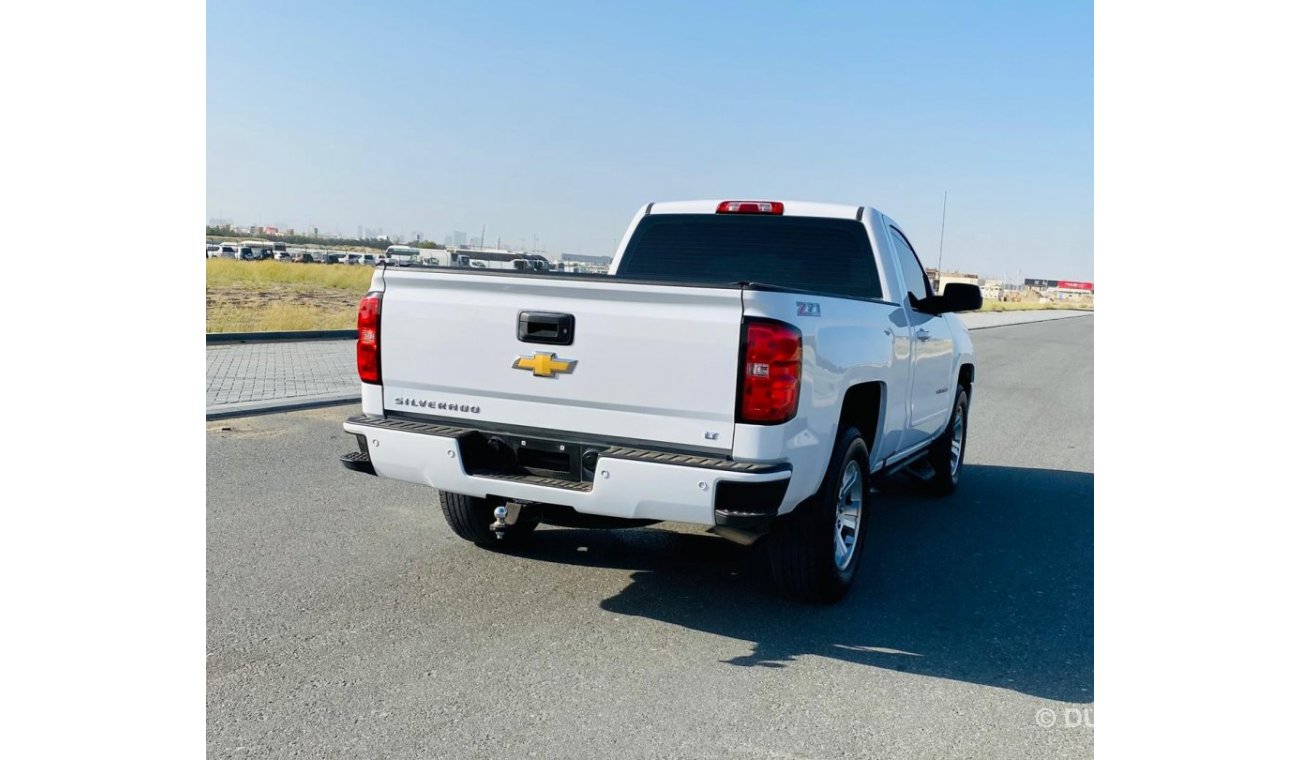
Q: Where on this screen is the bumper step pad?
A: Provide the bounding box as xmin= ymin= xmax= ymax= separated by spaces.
xmin=339 ymin=450 xmax=376 ymax=476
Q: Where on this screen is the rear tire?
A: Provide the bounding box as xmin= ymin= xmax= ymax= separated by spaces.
xmin=766 ymin=426 xmax=870 ymax=604
xmin=439 ymin=492 xmax=537 ymax=550
xmin=922 ymin=387 xmax=970 ymax=496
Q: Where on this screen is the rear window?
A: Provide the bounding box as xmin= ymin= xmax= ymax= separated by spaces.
xmin=615 ymin=214 xmax=881 ymax=299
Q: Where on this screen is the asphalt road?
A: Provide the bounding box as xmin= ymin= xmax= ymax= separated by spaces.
xmin=208 ymin=315 xmax=1093 ymax=759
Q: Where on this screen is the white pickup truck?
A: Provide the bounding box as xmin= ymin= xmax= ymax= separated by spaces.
xmin=341 ymin=200 xmax=981 ymax=602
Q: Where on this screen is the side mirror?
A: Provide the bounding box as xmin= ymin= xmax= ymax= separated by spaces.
xmin=937 ymin=283 xmax=983 ymax=313
xmin=911 ymin=283 xmax=983 ymax=314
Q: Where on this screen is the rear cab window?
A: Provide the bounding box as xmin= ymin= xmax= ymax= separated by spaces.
xmin=615 ymin=214 xmax=883 ymax=300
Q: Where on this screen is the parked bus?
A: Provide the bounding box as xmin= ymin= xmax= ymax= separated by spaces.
xmin=418 ymin=249 xmax=473 ymax=268
xmin=447 ymin=247 xmax=551 ymax=271
xmin=385 ymin=245 xmax=421 ymax=267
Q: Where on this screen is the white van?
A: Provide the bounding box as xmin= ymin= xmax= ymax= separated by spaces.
xmin=208 ymin=243 xmax=239 ymax=260
xmin=418 ymin=249 xmax=470 ymax=268
xmin=240 ymin=240 xmax=274 ymax=260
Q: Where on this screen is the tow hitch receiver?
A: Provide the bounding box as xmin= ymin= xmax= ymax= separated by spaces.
xmin=490 ymin=501 xmax=530 ymax=539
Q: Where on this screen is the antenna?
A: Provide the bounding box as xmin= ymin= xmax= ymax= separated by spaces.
xmin=936 ymin=191 xmax=948 ymax=288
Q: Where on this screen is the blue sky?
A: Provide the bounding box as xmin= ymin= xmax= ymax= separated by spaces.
xmin=208 ymin=0 xmax=1092 ymax=281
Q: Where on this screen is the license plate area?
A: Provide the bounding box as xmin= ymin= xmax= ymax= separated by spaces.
xmin=516 ymin=440 xmax=572 ymax=475
xmin=458 ymin=431 xmax=603 ymax=483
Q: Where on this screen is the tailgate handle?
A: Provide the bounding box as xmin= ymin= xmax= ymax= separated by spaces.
xmin=518 ymin=311 xmax=575 ymax=345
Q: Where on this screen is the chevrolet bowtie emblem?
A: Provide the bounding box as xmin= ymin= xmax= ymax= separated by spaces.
xmin=512 ymin=352 xmax=577 ymax=378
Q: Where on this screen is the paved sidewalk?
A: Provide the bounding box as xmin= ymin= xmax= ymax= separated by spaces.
xmin=207 ymin=340 xmax=358 ymax=417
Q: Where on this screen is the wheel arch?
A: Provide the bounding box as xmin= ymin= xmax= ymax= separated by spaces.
xmin=838 ymin=381 xmax=886 ymax=466
xmin=958 ymin=362 xmax=974 ymax=394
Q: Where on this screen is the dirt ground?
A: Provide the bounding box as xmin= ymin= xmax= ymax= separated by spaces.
xmin=206 ymin=285 xmax=359 ymax=332
xmin=206 ymin=285 xmax=360 ymax=313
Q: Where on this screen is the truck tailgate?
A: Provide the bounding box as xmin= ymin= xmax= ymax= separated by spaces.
xmin=378 ymin=270 xmax=743 ymax=452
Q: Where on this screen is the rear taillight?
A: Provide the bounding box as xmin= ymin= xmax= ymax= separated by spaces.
xmin=738 ymin=319 xmax=801 ymax=424
xmin=357 ymin=291 xmax=382 ymax=384
xmin=716 ymin=200 xmax=784 ymax=215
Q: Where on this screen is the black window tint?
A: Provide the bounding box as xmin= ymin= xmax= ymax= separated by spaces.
xmin=616 ymin=214 xmax=882 ymax=299
xmin=890 ymin=229 xmax=930 ymax=301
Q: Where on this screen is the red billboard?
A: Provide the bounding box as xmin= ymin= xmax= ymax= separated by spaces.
xmin=1025 ymin=278 xmax=1094 ymax=292
xmin=1057 ymin=280 xmax=1093 ymax=292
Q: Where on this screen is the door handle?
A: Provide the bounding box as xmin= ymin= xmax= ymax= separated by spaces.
xmin=916 ymin=329 xmax=931 ymax=342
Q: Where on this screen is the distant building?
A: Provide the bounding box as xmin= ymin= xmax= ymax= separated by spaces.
xmin=925 ymin=268 xmax=980 ymax=293
xmin=979 ymin=279 xmax=1006 ymax=300
xmin=1024 ymin=278 xmax=1094 ymax=293
xmin=1023 ymin=278 xmax=1094 ymax=302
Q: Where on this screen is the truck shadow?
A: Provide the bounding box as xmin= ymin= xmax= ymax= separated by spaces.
xmin=519 ymin=464 xmax=1093 ymax=703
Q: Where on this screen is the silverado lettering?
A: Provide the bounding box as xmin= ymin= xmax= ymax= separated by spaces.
xmin=391 ymin=398 xmax=480 ymax=414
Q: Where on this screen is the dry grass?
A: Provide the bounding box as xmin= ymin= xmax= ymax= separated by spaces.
xmin=979 ymin=300 xmax=1093 ymax=313
xmin=207 ymin=260 xmax=371 ymax=332
xmin=206 ymin=259 xmax=375 ymax=291
xmin=206 ymin=303 xmax=357 ymax=332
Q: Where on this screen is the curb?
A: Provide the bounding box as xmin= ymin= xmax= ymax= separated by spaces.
xmin=207 ymin=329 xmax=357 ymax=344
xmin=965 ymin=312 xmax=1093 ymax=331
xmin=207 ymin=391 xmax=361 ymax=420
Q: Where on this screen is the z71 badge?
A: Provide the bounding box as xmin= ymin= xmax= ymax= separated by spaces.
xmin=797 ymin=302 xmax=822 ymax=317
